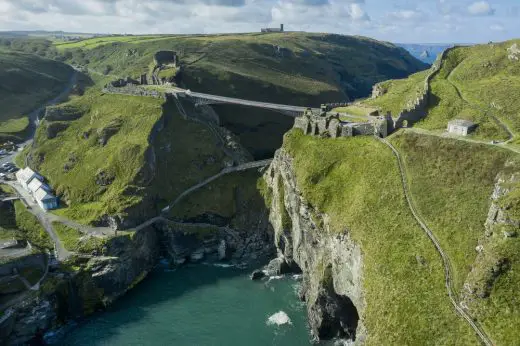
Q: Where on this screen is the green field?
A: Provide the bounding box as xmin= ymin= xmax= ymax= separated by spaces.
xmin=281 ymin=130 xmax=477 ymax=345
xmin=54 ymin=35 xmax=177 ymax=50
xmin=0 ymin=50 xmax=72 ymax=137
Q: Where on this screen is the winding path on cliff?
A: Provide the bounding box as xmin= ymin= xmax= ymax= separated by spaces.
xmin=446 ymin=60 xmax=515 ymax=143
xmin=375 ymin=136 xmax=493 ymax=346
xmin=160 ymin=159 xmax=272 ymax=215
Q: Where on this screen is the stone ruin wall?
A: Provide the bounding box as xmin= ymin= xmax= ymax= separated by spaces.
xmin=372 ymin=46 xmax=458 ymax=129
xmin=103 ymin=84 xmax=166 ymax=99
xmin=294 ymin=114 xmax=392 ymax=139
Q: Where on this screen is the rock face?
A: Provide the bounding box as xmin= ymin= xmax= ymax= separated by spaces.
xmin=263 ymin=149 xmax=365 ymax=343
xmin=2 ymin=226 xmax=160 ymax=345
xmin=507 ymin=43 xmax=520 ymax=62
xmin=462 ymin=167 xmax=519 ymax=303
xmin=155 ymin=219 xmax=275 ymax=265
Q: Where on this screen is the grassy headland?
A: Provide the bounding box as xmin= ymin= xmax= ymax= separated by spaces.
xmin=282 ymin=130 xmax=478 ymax=345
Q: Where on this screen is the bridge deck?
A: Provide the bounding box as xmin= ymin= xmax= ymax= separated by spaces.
xmin=163 ymin=87 xmax=319 ymax=115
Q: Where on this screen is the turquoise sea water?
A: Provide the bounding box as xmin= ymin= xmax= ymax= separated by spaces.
xmin=56 ymin=265 xmax=311 ymax=346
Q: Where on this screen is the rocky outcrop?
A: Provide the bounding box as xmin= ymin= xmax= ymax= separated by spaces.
xmin=263 ymin=149 xmax=365 ymax=343
xmin=462 ymin=167 xmax=519 ymax=304
xmin=155 ymin=218 xmax=274 ymax=265
xmin=46 ymin=122 xmax=69 ymax=139
xmin=2 ymin=226 xmax=159 ymax=345
xmin=44 ymin=105 xmax=85 ymax=122
xmin=371 ymin=83 xmax=386 ymax=98
xmin=507 ymin=43 xmax=520 ymax=62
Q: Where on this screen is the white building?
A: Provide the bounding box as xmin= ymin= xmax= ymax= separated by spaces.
xmin=447 ymin=119 xmax=477 ymax=136
xmin=33 ymin=187 xmax=59 ymax=210
xmin=261 ymin=24 xmax=284 ymax=33
xmin=15 ymin=167 xmax=42 ymax=190
xmin=15 ymin=167 xmax=59 ymax=211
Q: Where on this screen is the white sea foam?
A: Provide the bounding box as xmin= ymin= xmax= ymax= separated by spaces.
xmin=211 ymin=263 xmax=235 ymax=268
xmin=201 ymin=262 xmax=235 ymax=268
xmin=267 ymin=275 xmax=284 ymax=282
xmin=266 ymin=311 xmax=292 ymax=326
xmin=292 ymin=274 xmax=303 ymax=281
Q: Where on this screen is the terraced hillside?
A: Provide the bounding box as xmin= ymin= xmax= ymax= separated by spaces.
xmin=0 ymin=50 xmax=73 ymax=140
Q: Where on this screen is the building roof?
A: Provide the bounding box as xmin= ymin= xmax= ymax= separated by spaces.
xmin=34 ymin=187 xmax=56 ymax=202
xmin=448 ymin=119 xmax=476 ymax=128
xmin=27 ymin=178 xmax=50 ymax=194
xmin=15 ymin=167 xmax=38 ymax=184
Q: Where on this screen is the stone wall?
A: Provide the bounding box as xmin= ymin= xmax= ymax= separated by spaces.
xmin=103 ymin=84 xmax=166 ymax=99
xmin=293 ymin=113 xmax=393 ymax=139
xmin=393 ymin=46 xmax=457 ymax=128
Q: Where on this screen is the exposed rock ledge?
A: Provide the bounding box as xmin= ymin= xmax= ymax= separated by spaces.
xmin=262 ymin=148 xmax=366 ymax=343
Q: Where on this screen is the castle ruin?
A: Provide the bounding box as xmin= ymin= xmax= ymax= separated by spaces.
xmin=293 ymin=109 xmax=393 ymax=139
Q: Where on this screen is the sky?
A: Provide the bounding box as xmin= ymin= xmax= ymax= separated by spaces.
xmin=0 ymin=0 xmax=518 ymax=43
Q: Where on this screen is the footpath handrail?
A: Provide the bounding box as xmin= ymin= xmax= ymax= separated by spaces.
xmin=375 ymin=136 xmax=493 ymax=346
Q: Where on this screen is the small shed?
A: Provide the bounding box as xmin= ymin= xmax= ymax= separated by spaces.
xmin=447 ymin=119 xmax=477 ymax=136
xmin=33 ymin=187 xmax=58 ymax=211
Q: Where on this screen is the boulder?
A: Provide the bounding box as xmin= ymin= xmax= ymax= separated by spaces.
xmin=265 ymin=257 xmax=292 ymax=276
xmin=190 ymin=249 xmax=205 ymax=262
xmin=218 ymin=240 xmax=230 ymax=261
xmin=250 ymin=270 xmax=266 ymax=281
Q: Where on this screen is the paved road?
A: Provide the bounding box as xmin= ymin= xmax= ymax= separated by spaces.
xmin=6 ymin=181 xmax=72 ymax=261
xmin=376 ymin=136 xmax=493 ymax=346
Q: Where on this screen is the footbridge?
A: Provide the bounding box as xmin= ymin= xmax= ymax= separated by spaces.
xmin=166 ymin=87 xmax=319 ymax=117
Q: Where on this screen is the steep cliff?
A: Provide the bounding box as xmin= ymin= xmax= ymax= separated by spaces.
xmin=261 ymin=130 xmax=478 ymax=345
xmin=263 ymin=148 xmax=365 ymax=342
xmin=2 ymin=226 xmax=160 ymax=345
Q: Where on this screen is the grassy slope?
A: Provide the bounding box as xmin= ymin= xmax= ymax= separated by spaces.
xmin=283 ymin=130 xmax=477 ymax=345
xmin=169 ymin=170 xmax=264 ymax=225
xmin=0 ymin=50 xmax=72 ymax=136
xmin=445 ymin=40 xmax=520 ymax=141
xmin=391 ymin=132 xmax=520 ymax=343
xmin=419 ymin=46 xmax=509 ymax=140
xmin=363 ymin=39 xmax=520 ymax=142
xmin=52 ymin=222 xmax=105 ymax=253
xmin=14 ymin=201 xmax=52 ymax=250
xmin=58 ymin=32 xmax=427 ymax=102
xmin=362 ymin=69 xmax=429 ymax=116
xmin=147 ymin=100 xmax=226 ymax=211
xmin=31 ymin=86 xmax=164 ymax=224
